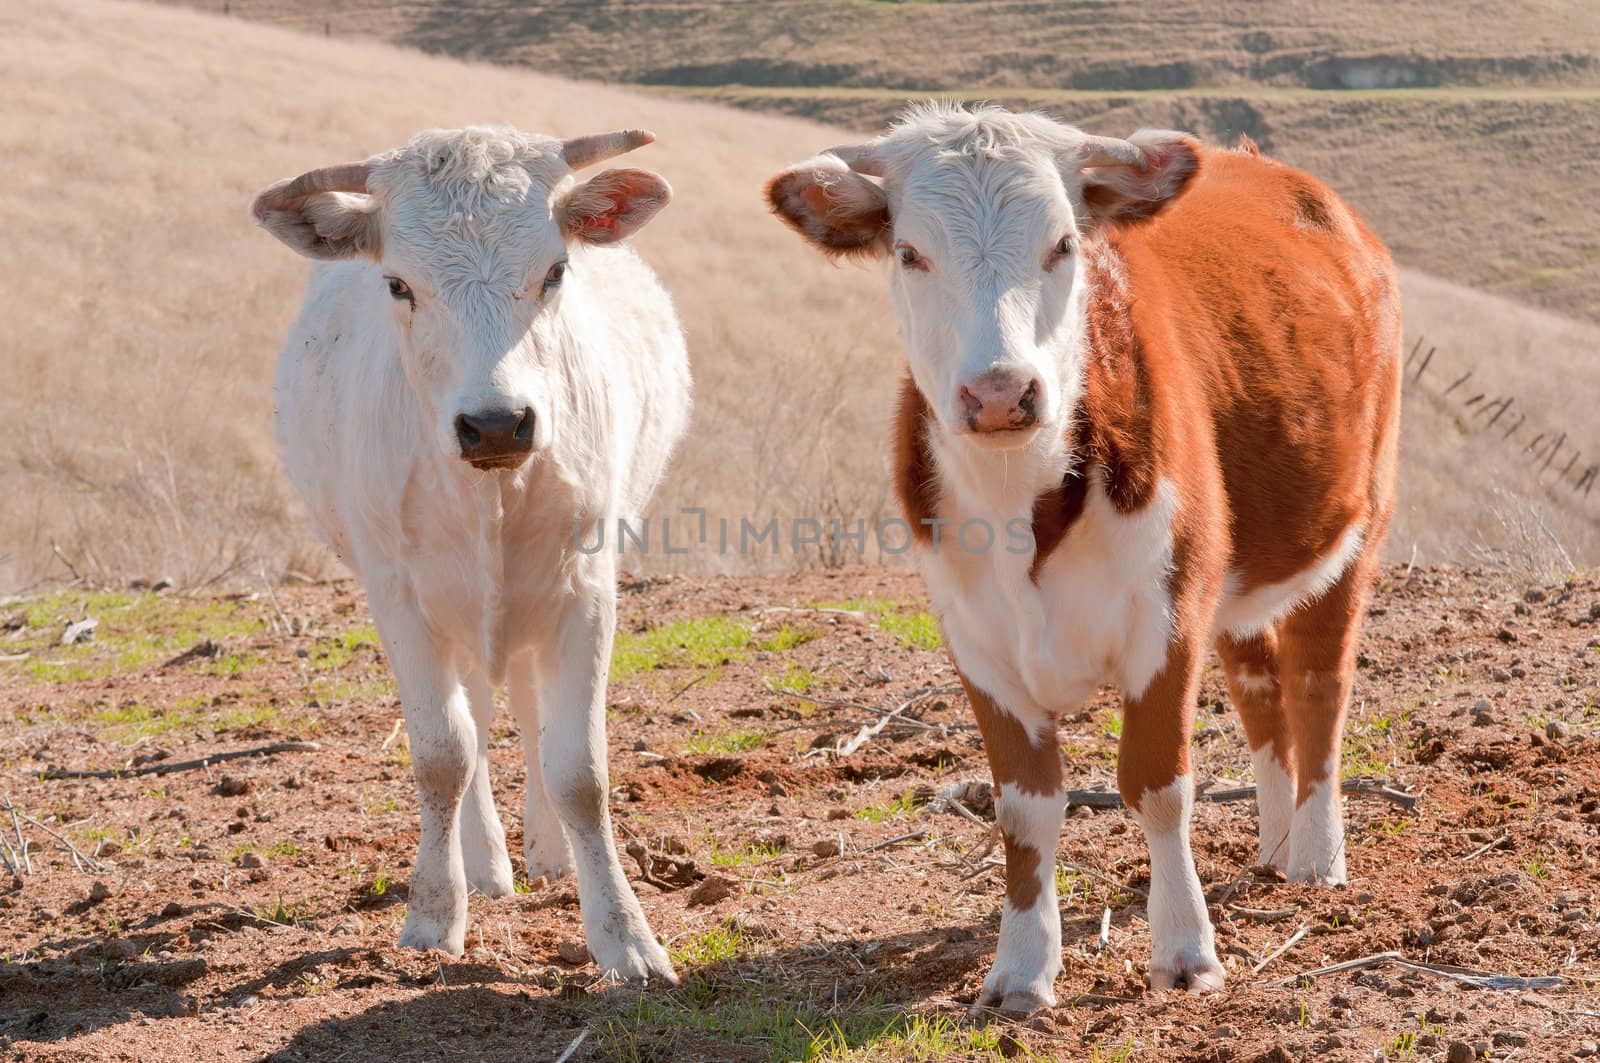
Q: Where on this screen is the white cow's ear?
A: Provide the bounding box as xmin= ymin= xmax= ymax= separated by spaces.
xmin=765 ymin=155 xmax=891 ymax=260
xmin=252 ymin=166 xmax=381 ymax=261
xmin=562 ymin=168 xmax=671 ymax=245
xmin=1073 ymin=130 xmax=1201 ymax=227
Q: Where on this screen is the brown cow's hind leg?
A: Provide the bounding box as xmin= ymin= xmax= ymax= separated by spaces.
xmin=1216 ymin=629 xmax=1295 ymax=872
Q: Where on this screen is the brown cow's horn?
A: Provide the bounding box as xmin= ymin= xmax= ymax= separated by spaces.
xmin=561 ymin=129 xmax=655 ymax=170
xmin=1075 ymin=135 xmax=1147 ymax=170
xmin=825 ymin=143 xmax=884 ymax=177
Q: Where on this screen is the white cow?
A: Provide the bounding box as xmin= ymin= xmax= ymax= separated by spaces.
xmin=252 ymin=126 xmax=689 ymax=980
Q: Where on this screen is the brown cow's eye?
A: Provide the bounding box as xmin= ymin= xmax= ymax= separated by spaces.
xmin=385 ymin=276 xmax=414 ymax=303
xmin=1045 ymin=235 xmax=1074 ymax=270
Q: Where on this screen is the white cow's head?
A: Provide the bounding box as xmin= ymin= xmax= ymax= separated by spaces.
xmin=766 ymin=104 xmax=1198 ymax=451
xmin=253 ymin=126 xmax=669 ymax=470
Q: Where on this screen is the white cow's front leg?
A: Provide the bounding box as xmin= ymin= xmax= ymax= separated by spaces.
xmin=506 ymin=653 xmax=574 ymax=882
xmin=371 ymin=592 xmax=473 ymax=956
xmin=459 ymin=667 xmax=515 ymax=898
xmin=538 ymin=576 xmax=675 ymax=982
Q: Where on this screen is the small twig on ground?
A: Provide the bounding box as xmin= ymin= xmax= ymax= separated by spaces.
xmin=7 ymin=801 xmax=32 ymax=874
xmin=1279 ymin=952 xmax=1565 ymax=991
xmin=1064 ymin=779 xmax=1418 ymax=813
xmin=42 ymin=741 xmax=322 ymax=780
xmin=380 ymin=718 xmax=405 ymax=752
xmin=6 ymin=806 xmax=104 ymax=872
xmin=553 ymin=1028 xmax=591 ymax=1063
xmin=49 ymin=540 xmax=83 ymax=583
xmin=938 ymin=795 xmax=988 ymax=828
xmin=1228 ymin=904 xmax=1301 ymax=923
xmin=1460 ymin=831 xmax=1511 ymax=862
xmin=1252 ymin=923 xmax=1309 ymax=975
xmin=830 ymin=684 xmax=960 ymax=757
xmin=666 ymin=672 xmax=709 ymax=705
xmin=755 ymin=606 xmax=870 ymax=622
xmin=861 ymin=830 xmax=928 ymax=854
xmin=1097 ymin=907 xmax=1112 ymax=951
xmin=1060 ymin=860 xmax=1147 ymax=900
xmin=257 ymin=567 xmax=292 ymax=635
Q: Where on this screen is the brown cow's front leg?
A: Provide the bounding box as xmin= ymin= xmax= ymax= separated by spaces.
xmin=960 ymin=673 xmax=1065 ymax=1014
xmin=1119 ymin=635 xmax=1225 ymax=992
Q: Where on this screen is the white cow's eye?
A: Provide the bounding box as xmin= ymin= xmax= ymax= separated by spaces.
xmin=896 ymin=244 xmax=925 ymax=271
xmin=385 ymin=276 xmax=414 ymax=303
xmin=542 ymin=260 xmax=568 ymax=293
xmin=1045 ymin=235 xmax=1074 ymax=271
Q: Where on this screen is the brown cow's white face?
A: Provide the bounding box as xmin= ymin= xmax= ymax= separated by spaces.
xmin=766 ymin=105 xmax=1198 ymax=451
xmin=253 ymin=127 xmax=669 ymax=470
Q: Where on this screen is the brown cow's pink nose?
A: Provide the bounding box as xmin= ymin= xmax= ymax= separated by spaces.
xmin=959 ymin=371 xmax=1042 ymax=433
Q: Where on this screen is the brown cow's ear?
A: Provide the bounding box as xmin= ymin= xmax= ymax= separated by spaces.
xmin=562 ymin=168 xmax=671 ymax=245
xmin=251 ymin=165 xmax=381 ymax=261
xmin=1074 ymin=130 xmax=1201 ymax=227
xmin=765 ymin=155 xmax=891 ymax=260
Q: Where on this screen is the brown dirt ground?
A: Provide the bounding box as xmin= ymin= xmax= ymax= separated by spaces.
xmin=0 ymin=564 xmax=1597 ymax=1062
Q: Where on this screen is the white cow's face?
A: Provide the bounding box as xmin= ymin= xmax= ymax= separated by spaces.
xmin=767 ymin=105 xmax=1198 ymax=451
xmin=253 ymin=127 xmax=668 ymax=470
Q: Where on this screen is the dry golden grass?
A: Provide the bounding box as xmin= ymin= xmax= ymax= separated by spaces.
xmin=1 ymin=0 xmax=1595 ymax=591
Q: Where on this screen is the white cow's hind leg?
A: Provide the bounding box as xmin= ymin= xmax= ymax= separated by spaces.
xmin=538 ymin=572 xmax=675 ymax=983
xmin=370 ymin=591 xmax=473 ymax=956
xmin=506 ymin=653 xmax=574 ymax=882
xmin=458 ymin=667 xmax=515 ymax=898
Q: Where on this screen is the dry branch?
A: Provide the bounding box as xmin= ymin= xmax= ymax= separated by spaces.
xmin=1064 ymin=778 xmax=1418 ymax=813
xmin=1279 ymin=951 xmax=1565 ymax=991
xmin=42 ymin=741 xmax=321 ymax=780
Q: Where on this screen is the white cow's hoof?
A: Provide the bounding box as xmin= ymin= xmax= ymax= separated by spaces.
xmin=1148 ymin=946 xmax=1227 ymax=994
xmin=467 ymin=862 xmax=516 ymax=898
xmin=976 ymin=964 xmax=1058 ymax=1015
xmin=589 ymin=931 xmax=677 ymax=984
xmin=398 ymin=907 xmax=466 ymax=957
xmin=525 ymin=830 xmax=576 ymax=883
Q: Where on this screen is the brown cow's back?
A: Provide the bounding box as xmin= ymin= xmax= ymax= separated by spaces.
xmin=1105 ymin=144 xmax=1402 ymax=591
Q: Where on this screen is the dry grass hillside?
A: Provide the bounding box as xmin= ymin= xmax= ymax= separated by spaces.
xmin=1 ymin=0 xmax=1596 ymax=594
xmin=163 ymin=0 xmax=1600 ymax=323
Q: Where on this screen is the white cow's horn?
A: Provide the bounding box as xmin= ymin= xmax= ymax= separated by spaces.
xmin=262 ymin=163 xmax=374 ymax=207
xmin=561 ymin=129 xmax=656 ymax=170
xmin=825 ymin=143 xmax=884 ymax=177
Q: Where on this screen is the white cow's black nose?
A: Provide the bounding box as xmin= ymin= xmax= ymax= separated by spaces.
xmin=455 ymin=407 xmax=535 ymax=468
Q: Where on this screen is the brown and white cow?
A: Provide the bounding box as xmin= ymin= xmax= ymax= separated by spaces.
xmin=765 ymin=103 xmax=1400 ymax=1007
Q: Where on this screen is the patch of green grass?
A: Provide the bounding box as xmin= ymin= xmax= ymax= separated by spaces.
xmin=810 ymin=597 xmax=943 ymax=650
xmin=769 ymin=662 xmax=821 ymax=695
xmin=612 ymin=617 xmax=756 ymax=680
xmin=593 ymin=980 xmax=985 ymax=1063
xmin=310 ymin=625 xmax=380 ymax=669
xmin=670 ymin=925 xmax=747 ymax=967
xmin=1100 ymin=713 xmax=1123 ymax=740
xmin=760 ymin=623 xmax=818 ymax=653
xmin=7 ymin=591 xmax=270 ymax=685
xmin=683 ymin=729 xmax=769 ymax=756
xmin=710 ymin=841 xmax=784 ymax=867
xmin=854 ymin=791 xmax=919 ymax=823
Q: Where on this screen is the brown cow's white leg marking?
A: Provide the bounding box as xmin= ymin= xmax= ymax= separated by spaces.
xmin=1129 ymin=775 xmax=1222 ymax=992
xmin=961 ymin=674 xmax=1065 ymax=1013
xmin=459 ymin=667 xmax=515 ymax=898
xmin=1277 ymin=553 xmax=1377 ymax=886
xmin=506 ymin=653 xmax=576 ymax=883
xmin=1216 ymin=632 xmax=1295 ymax=872
xmin=1121 ymin=639 xmax=1225 ymax=992
xmin=985 ymin=785 xmax=1068 ymax=1011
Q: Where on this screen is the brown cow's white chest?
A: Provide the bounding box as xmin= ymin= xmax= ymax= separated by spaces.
xmin=920 ymin=470 xmax=1180 ymax=723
